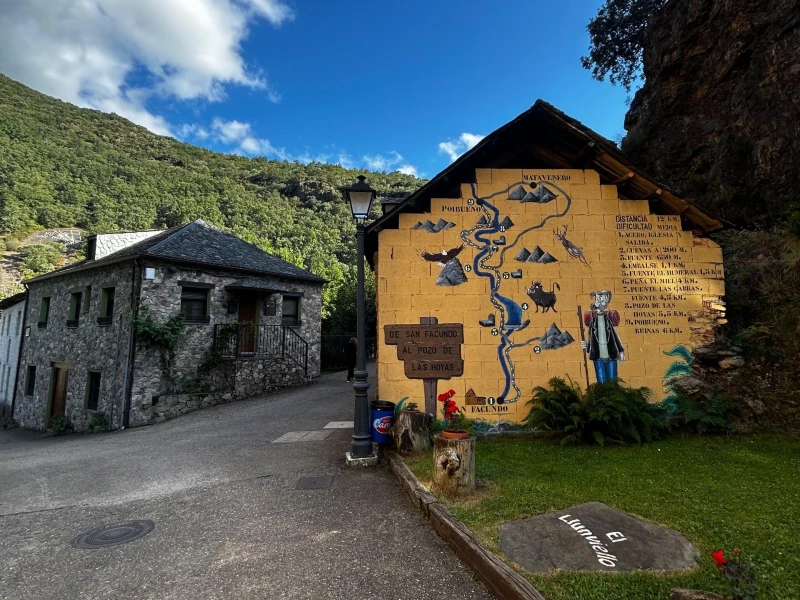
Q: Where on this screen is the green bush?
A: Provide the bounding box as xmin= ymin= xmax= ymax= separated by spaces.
xmin=88 ymin=412 xmax=108 ymax=431
xmin=48 ymin=414 xmax=71 ymax=433
xmin=18 ymin=242 xmax=64 ymax=276
xmin=667 ymin=393 xmax=735 ymax=434
xmin=525 ymin=377 xmax=668 ymax=446
xmin=5 ymin=237 xmax=21 ymax=252
xmin=789 ymin=210 xmax=800 ymax=239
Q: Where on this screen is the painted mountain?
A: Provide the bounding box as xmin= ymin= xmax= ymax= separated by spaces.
xmin=538 ymin=323 xmax=575 ymax=350
xmin=514 ymin=248 xmax=531 ymax=261
xmin=515 ymin=246 xmax=558 ymax=263
xmin=411 ymin=218 xmax=456 ymax=233
xmin=508 ymin=185 xmax=526 ymax=200
xmin=510 ymin=184 xmax=558 ymax=203
xmin=436 ymin=258 xmax=468 ymax=286
xmin=476 ymin=214 xmax=489 ymax=225
xmin=499 ymin=216 xmax=515 ymax=229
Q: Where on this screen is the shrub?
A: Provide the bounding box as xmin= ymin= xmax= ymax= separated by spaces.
xmin=88 ymin=412 xmax=108 ymax=431
xmin=19 ymin=242 xmax=65 ymax=276
xmin=48 ymin=414 xmax=71 ymax=433
xmin=789 ymin=210 xmax=800 ymax=239
xmin=5 ymin=237 xmax=21 ymax=252
xmin=525 ymin=377 xmax=668 ymax=446
xmin=667 ymin=393 xmax=735 ymax=434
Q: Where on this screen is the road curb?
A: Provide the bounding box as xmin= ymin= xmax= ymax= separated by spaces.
xmin=387 ymin=453 xmax=547 ymax=600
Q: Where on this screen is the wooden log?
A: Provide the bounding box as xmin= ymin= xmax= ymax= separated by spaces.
xmin=392 ymin=410 xmax=432 ymax=455
xmin=432 ymin=434 xmax=475 ymax=496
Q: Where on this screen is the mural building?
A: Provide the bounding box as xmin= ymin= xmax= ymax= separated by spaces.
xmin=369 ymin=104 xmax=726 ymax=423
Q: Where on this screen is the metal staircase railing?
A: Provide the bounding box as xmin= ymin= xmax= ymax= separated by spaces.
xmin=213 ymin=323 xmax=310 ymax=375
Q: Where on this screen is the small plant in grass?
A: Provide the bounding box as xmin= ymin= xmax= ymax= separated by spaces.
xmin=712 ymin=548 xmax=757 ymax=600
xmin=525 ymin=376 xmax=668 ymax=446
xmin=88 ymin=412 xmax=108 ymax=432
xmin=48 ymin=414 xmax=71 ymax=433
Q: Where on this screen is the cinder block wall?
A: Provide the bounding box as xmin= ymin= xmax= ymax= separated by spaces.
xmin=375 ymin=169 xmax=725 ymax=423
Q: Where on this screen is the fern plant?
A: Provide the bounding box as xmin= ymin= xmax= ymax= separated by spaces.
xmin=669 ymin=393 xmax=736 ymax=434
xmin=525 ymin=377 xmax=668 ymax=446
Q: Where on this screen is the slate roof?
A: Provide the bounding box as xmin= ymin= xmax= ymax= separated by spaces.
xmin=25 ymin=220 xmax=325 ymax=284
xmin=225 ymin=278 xmax=291 ymax=293
xmin=0 ymin=292 xmax=26 ymax=311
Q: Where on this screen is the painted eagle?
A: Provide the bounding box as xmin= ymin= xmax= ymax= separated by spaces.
xmin=420 ymin=244 xmax=465 ymax=263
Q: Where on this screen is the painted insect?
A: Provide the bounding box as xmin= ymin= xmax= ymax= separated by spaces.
xmin=420 ymin=244 xmax=465 ymax=265
xmin=554 ymin=225 xmax=589 ymax=266
xmin=525 ymin=281 xmax=560 ymax=313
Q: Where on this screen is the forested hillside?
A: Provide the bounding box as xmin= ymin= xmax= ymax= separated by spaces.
xmin=0 ymin=74 xmax=422 ymax=329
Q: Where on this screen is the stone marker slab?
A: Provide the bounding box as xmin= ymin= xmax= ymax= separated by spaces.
xmin=499 ymin=502 xmax=699 ymax=573
xmin=272 ymin=430 xmax=334 ymax=443
xmin=323 ymin=421 xmax=353 ymax=429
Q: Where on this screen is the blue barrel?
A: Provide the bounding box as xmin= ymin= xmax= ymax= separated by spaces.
xmin=370 ymin=400 xmax=396 ymax=444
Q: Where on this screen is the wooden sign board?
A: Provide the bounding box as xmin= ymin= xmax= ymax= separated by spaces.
xmin=384 ymin=318 xmax=465 ymax=414
xmin=384 ymin=322 xmax=464 ymax=381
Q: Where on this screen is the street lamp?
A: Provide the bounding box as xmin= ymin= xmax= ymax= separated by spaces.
xmin=341 ymin=175 xmax=377 ymax=462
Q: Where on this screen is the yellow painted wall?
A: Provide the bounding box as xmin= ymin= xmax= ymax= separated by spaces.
xmin=376 ymin=169 xmax=725 ymax=423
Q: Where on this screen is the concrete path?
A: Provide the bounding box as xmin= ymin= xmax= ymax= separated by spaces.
xmin=0 ymin=367 xmax=490 ymax=600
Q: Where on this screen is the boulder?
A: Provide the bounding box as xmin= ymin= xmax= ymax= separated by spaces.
xmin=719 ymin=356 xmax=745 ymax=370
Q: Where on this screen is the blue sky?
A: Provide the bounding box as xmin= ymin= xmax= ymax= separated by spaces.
xmin=0 ymin=0 xmax=630 ymax=178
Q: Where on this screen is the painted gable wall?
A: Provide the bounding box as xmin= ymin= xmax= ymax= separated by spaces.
xmin=375 ymin=169 xmax=725 ymax=422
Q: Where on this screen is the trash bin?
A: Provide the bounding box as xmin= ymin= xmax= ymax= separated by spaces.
xmin=370 ymin=400 xmax=396 ymax=444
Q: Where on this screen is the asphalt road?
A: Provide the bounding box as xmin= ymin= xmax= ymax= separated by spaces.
xmin=0 ymin=367 xmax=490 ymax=600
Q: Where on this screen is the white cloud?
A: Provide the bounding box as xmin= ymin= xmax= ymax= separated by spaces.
xmin=398 ymin=164 xmax=418 ymax=176
xmin=438 ymin=132 xmax=485 ymax=162
xmin=361 ymin=151 xmax=418 ymax=176
xmin=0 ymin=0 xmax=293 ymax=136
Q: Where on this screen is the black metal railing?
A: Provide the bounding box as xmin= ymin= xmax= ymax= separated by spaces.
xmin=213 ymin=323 xmax=310 ymax=375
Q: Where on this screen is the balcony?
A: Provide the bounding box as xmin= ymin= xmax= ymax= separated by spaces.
xmin=213 ymin=323 xmax=309 ymax=375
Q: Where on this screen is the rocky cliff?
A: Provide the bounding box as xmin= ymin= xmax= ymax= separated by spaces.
xmin=624 ymin=0 xmax=800 ymax=226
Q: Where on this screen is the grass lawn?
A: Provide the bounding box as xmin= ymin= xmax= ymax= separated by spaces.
xmin=406 ymin=435 xmax=800 ymax=600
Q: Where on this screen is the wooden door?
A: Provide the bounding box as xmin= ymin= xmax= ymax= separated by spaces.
xmin=237 ymin=293 xmax=258 ymax=354
xmin=51 ymin=367 xmax=68 ymax=417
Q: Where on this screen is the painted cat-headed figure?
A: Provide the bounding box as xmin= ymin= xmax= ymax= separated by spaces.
xmin=580 ymin=290 xmax=625 ymax=383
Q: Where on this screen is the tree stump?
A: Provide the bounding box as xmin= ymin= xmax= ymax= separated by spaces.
xmin=392 ymin=410 xmax=432 ymax=455
xmin=432 ymin=434 xmax=475 ymax=496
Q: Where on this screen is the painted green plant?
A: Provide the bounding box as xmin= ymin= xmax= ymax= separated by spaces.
xmin=662 ymin=344 xmax=693 ymax=412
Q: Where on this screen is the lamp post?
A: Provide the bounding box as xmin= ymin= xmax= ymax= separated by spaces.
xmin=341 ymin=175 xmax=377 ymax=461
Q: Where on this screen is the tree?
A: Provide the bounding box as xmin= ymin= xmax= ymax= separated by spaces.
xmin=581 ymin=0 xmax=667 ymax=91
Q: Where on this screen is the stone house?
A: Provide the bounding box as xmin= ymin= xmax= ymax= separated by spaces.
xmin=13 ymin=219 xmax=324 ymax=432
xmin=367 ymin=101 xmax=725 ymax=422
xmin=0 ymin=292 xmax=26 ymax=416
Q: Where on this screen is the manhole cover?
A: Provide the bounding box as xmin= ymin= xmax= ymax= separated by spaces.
xmin=295 ymin=475 xmax=334 ymax=490
xmin=72 ymin=520 xmax=155 ymax=549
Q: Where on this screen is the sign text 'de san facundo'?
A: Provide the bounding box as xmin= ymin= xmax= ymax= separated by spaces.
xmin=384 ymin=323 xmax=464 ymax=380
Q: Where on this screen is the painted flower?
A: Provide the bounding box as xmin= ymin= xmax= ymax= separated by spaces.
xmin=437 ymin=392 xmax=448 ymax=402
xmin=447 ymin=389 xmax=456 ymax=397
xmin=711 ymin=550 xmax=727 ymax=567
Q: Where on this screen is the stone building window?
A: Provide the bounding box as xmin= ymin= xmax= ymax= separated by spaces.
xmin=38 ymin=297 xmax=50 ymax=328
xmin=85 ymin=371 xmax=101 ymax=411
xmin=83 ymin=287 xmax=92 ymax=314
xmin=181 ymin=287 xmax=210 ymax=324
xmin=24 ymin=365 xmax=36 ymax=396
xmin=67 ymin=292 xmax=82 ymax=327
xmin=98 ymin=287 xmax=115 ymax=326
xmin=282 ymin=295 xmax=301 ymax=327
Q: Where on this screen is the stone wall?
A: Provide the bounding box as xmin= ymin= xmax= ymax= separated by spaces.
xmin=376 ymin=169 xmax=726 ymax=423
xmin=137 ymin=356 xmax=309 ymax=425
xmin=127 ymin=262 xmax=322 ymax=427
xmin=14 ymin=262 xmax=135 ymax=431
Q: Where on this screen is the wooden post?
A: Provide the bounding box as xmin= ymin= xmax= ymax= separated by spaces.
xmin=392 ymin=410 xmax=432 ymax=455
xmin=432 ymin=434 xmax=476 ymax=496
xmin=420 ymin=316 xmax=438 ymax=416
